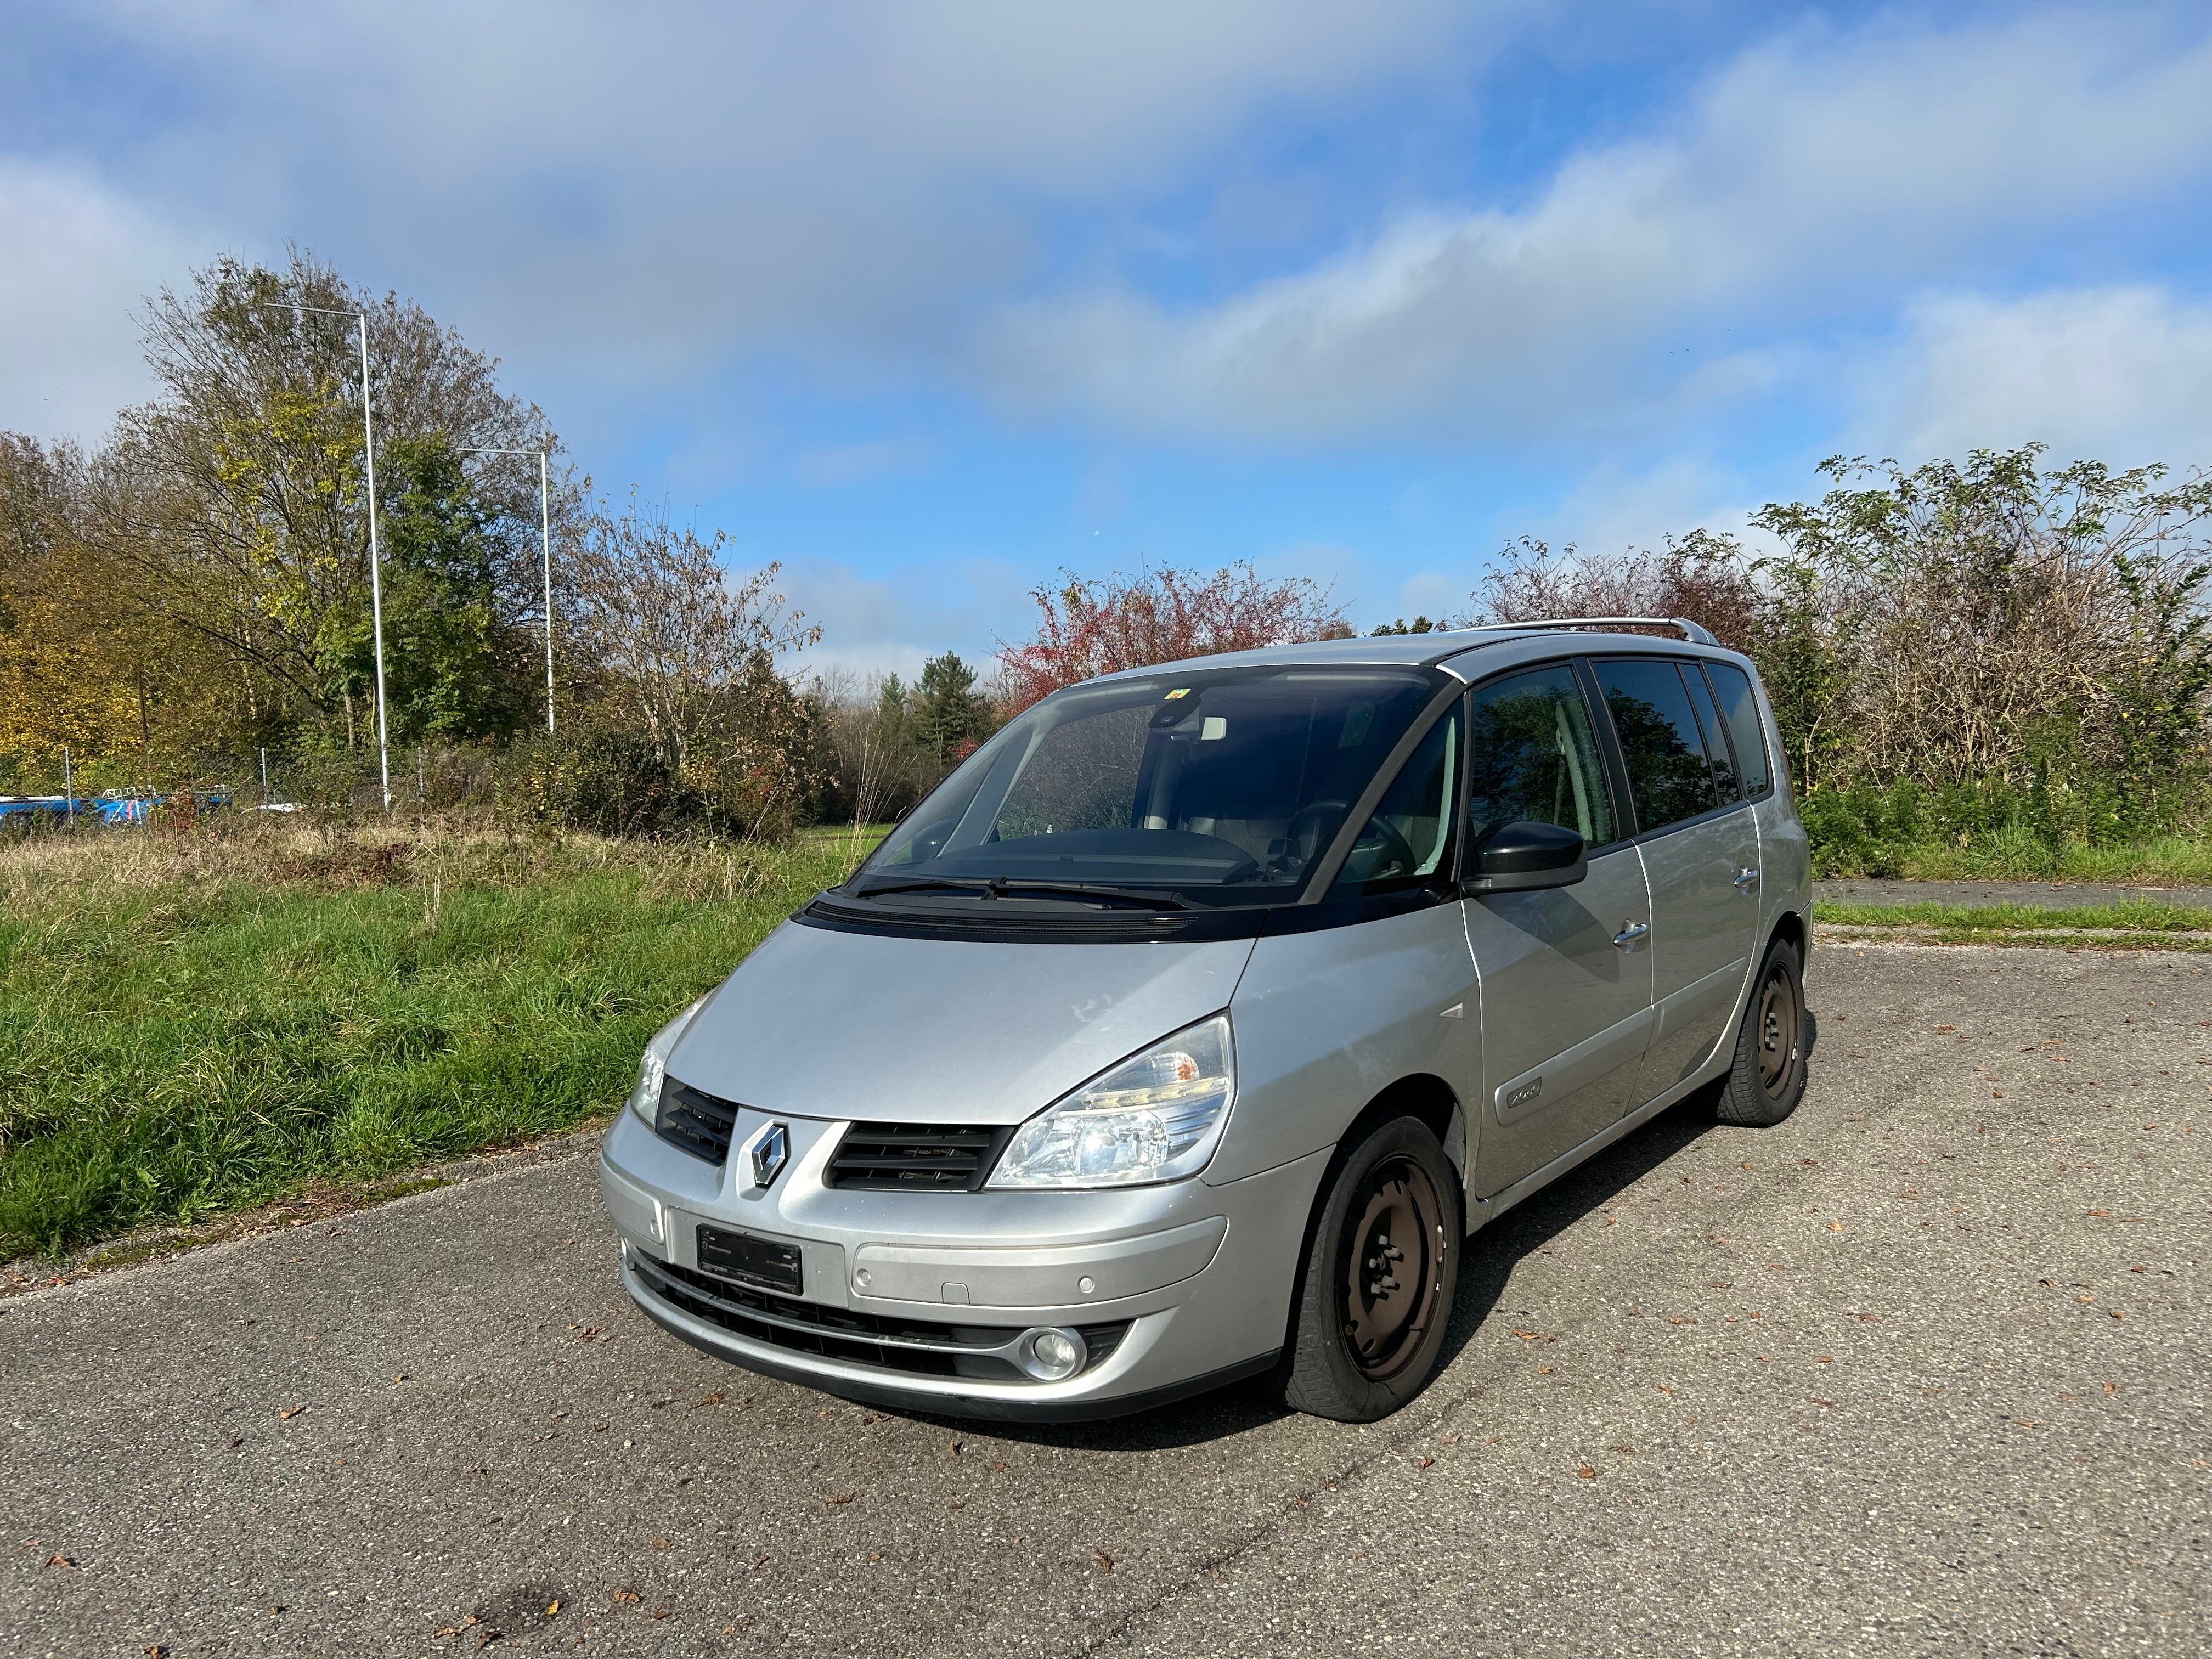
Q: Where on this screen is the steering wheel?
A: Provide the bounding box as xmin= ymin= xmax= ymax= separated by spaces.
xmin=1285 ymin=800 xmax=1348 ymax=864
xmin=1347 ymin=816 xmax=1420 ymax=881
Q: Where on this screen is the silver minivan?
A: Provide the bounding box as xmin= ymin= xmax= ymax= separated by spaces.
xmin=599 ymin=620 xmax=1813 ymax=1422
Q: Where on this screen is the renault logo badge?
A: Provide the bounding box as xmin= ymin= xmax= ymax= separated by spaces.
xmin=744 ymin=1121 xmax=790 ymax=1190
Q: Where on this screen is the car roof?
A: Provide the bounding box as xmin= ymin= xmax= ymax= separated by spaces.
xmin=1087 ymin=624 xmax=1736 ymax=683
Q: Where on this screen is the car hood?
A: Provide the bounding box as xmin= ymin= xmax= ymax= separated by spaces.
xmin=667 ymin=917 xmax=1257 ymax=1126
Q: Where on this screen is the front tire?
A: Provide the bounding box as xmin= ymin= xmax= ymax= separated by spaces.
xmin=1282 ymin=1115 xmax=1462 ymax=1423
xmin=1717 ymin=937 xmax=1810 ymax=1127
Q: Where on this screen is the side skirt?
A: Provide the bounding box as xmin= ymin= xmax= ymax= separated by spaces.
xmin=1464 ymin=1057 xmax=1729 ymax=1234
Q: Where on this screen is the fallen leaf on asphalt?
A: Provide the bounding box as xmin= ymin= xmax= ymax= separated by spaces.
xmin=652 ymin=1537 xmax=670 ymax=1549
xmin=1827 ymin=1222 xmax=1844 ymax=1232
xmin=1758 ymin=1355 xmax=1771 ymax=1362
xmin=823 ymin=1492 xmax=855 ymax=1507
xmin=1818 ymin=1356 xmax=1834 ymax=1363
xmin=278 ymin=1406 xmax=305 ymax=1420
xmin=2105 ymin=1382 xmax=2120 ymax=1393
xmin=1418 ymin=1457 xmax=1435 ymax=1470
xmin=544 ymin=1601 xmax=560 ymax=1617
xmin=1511 ymin=1330 xmax=1542 ymax=1340
xmin=229 ymin=1437 xmax=244 ymax=1448
xmin=1094 ymin=1550 xmax=1114 ymax=1573
xmin=2110 ymin=1310 xmax=2126 ymax=1320
xmin=611 ymin=1589 xmax=641 ymax=1605
xmin=651 ymin=1606 xmax=671 ymax=1621
xmin=691 ymin=1393 xmax=725 ymax=1409
xmin=752 ymin=1555 xmax=770 ymax=1571
xmin=2087 ymin=1209 xmax=2109 ymax=1217
xmin=1538 ymin=1365 xmax=1555 ymax=1375
xmin=1576 ymin=1463 xmax=1596 ymax=1480
xmin=44 ymin=1554 xmax=75 ymax=1568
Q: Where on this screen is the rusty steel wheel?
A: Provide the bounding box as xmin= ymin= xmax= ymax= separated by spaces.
xmin=1753 ymin=959 xmax=1802 ymax=1101
xmin=1338 ymin=1155 xmax=1448 ymax=1383
xmin=1283 ymin=1114 xmax=1461 ymax=1420
xmin=1718 ymin=937 xmax=1810 ymax=1128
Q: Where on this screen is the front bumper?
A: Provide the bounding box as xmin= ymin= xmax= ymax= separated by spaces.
xmin=598 ymin=1107 xmax=1327 ymax=1420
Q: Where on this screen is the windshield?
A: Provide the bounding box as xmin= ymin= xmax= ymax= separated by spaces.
xmin=853 ymin=667 xmax=1442 ymax=906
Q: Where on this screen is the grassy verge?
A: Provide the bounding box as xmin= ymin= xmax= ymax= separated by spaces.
xmin=1814 ymin=898 xmax=2212 ymax=951
xmin=0 ymin=823 xmax=866 ymax=1259
xmin=1813 ymin=830 xmax=2212 ymax=884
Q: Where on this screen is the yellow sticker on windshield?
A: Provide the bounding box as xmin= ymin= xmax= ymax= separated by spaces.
xmin=1163 ymin=687 xmax=1191 ymax=699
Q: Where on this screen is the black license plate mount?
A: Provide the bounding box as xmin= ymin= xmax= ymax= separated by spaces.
xmin=695 ymin=1223 xmax=804 ymax=1297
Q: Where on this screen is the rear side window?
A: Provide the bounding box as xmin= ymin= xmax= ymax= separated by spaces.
xmin=1332 ymin=705 xmax=1460 ymax=894
xmin=1463 ymin=664 xmax=1617 ymax=849
xmin=1595 ymin=659 xmax=1719 ymax=833
xmin=1683 ymin=664 xmax=1739 ymax=800
xmin=1704 ymin=662 xmax=1772 ymax=797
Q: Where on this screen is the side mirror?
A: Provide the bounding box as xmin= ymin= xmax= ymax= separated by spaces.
xmin=1462 ymin=819 xmax=1587 ymax=895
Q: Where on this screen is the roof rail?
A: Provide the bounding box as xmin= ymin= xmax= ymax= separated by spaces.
xmin=1475 ymin=616 xmax=1720 ymax=647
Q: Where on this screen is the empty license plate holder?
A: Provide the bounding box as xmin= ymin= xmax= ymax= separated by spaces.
xmin=695 ymin=1223 xmax=804 ymax=1296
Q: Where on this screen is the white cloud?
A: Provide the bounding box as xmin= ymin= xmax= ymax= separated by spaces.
xmin=1859 ymin=285 xmax=2212 ymax=467
xmin=19 ymin=2 xmax=1500 ymax=401
xmin=0 ymin=157 xmax=199 ymax=439
xmin=975 ymin=9 xmax=2212 ymax=443
xmin=776 ymin=553 xmax=1035 ymax=685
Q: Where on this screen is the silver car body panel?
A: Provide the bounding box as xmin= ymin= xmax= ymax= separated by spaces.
xmin=1636 ymin=804 xmax=1762 ymax=1094
xmin=1466 ymin=844 xmax=1652 ymax=1199
xmin=666 ymin=921 xmax=1256 ymax=1127
xmin=1206 ymin=902 xmax=1480 ymax=1186
xmin=599 ymin=627 xmax=1813 ymax=1418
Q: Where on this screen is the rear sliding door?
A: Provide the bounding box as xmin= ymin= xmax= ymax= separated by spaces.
xmin=1591 ymin=657 xmax=1761 ymax=1104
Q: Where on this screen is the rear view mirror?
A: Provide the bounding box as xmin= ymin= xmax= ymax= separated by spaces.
xmin=1462 ymin=819 xmax=1587 ymax=895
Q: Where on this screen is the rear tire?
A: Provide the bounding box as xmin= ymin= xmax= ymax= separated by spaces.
xmin=1717 ymin=938 xmax=1810 ymax=1127
xmin=1282 ymin=1115 xmax=1462 ymax=1423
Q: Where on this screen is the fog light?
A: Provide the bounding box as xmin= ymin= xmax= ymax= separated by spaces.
xmin=1018 ymin=1327 xmax=1087 ymax=1382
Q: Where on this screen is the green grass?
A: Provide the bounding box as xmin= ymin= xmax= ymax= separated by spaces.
xmin=1812 ymin=828 xmax=2212 ymax=884
xmin=0 ymin=827 xmax=856 ymax=1258
xmin=1814 ymin=896 xmax=2212 ymax=951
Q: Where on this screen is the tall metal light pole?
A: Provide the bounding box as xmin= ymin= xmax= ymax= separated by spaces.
xmin=252 ymin=300 xmax=391 ymax=807
xmin=459 ymin=446 xmax=557 ymax=735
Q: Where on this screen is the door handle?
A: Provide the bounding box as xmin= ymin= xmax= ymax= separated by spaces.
xmin=1733 ymin=867 xmax=1759 ymax=890
xmin=1613 ymin=921 xmax=1650 ymax=948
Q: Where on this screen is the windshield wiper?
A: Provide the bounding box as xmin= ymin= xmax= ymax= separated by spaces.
xmin=850 ymin=876 xmax=1189 ymax=911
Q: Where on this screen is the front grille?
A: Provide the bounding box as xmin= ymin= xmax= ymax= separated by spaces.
xmin=654 ymin=1078 xmax=739 ymax=1164
xmin=827 ymin=1122 xmax=1014 ymax=1190
xmin=631 ymin=1254 xmax=1128 ymax=1380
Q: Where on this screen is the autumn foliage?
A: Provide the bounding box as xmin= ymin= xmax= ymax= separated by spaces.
xmin=995 ymin=562 xmax=1351 ymax=712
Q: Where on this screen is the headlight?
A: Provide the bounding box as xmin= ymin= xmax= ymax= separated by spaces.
xmin=627 ymin=997 xmax=707 ymax=1126
xmin=986 ymin=1013 xmax=1235 ymax=1189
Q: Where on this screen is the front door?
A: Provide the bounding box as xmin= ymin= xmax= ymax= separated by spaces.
xmin=1460 ymin=664 xmax=1654 ymax=1199
xmin=1592 ymin=657 xmax=1763 ymax=1102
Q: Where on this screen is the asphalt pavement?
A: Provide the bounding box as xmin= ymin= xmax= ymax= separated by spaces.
xmin=4 ymin=944 xmax=2207 ymax=1658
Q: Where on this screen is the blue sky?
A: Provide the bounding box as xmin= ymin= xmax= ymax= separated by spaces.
xmin=7 ymin=2 xmax=2212 ymax=680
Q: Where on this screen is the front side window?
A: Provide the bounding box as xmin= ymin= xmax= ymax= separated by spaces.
xmin=1463 ymin=664 xmax=1617 ymax=850
xmin=1331 ymin=706 xmax=1461 ymax=894
xmin=856 ymin=668 xmax=1442 ymax=906
xmin=1595 ymin=658 xmax=1720 ymax=833
xmin=1704 ymin=661 xmax=1772 ymax=797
